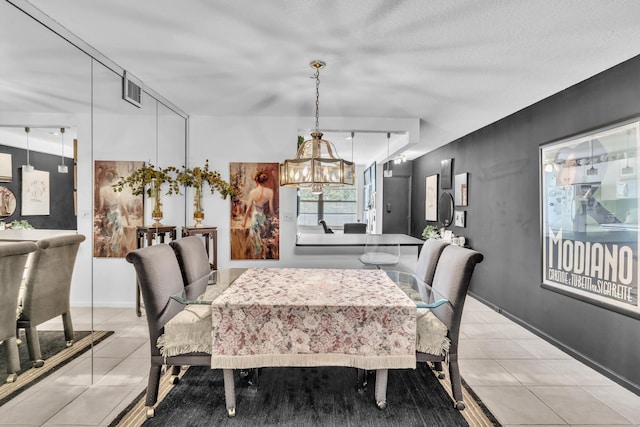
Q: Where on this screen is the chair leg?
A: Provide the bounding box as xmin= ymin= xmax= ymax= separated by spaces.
xmin=448 ymin=356 xmax=465 ymax=410
xmin=223 ymin=369 xmax=236 ymax=417
xmin=62 ymin=312 xmax=74 ymax=347
xmin=4 ymin=337 xmax=20 ymax=383
xmin=374 ymin=369 xmax=388 ymax=409
xmin=24 ymin=326 xmax=44 ymax=368
xmin=432 ymin=361 xmax=445 ymax=379
xmin=144 ymin=364 xmax=163 ymax=418
xmin=170 ymin=365 xmax=181 ymax=384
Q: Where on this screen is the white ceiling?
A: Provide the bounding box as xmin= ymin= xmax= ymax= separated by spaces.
xmin=4 ymin=0 xmax=640 ymax=164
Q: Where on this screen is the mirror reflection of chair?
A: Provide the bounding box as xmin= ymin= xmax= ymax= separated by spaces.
xmin=343 ymin=222 xmax=366 ymax=234
xmin=359 ymin=234 xmax=400 ymax=269
xmin=0 ymin=242 xmax=37 ymax=382
xmin=418 ymin=244 xmax=483 ymax=410
xmin=319 ymin=220 xmax=333 ymax=234
xmin=17 ymin=234 xmax=85 ymax=368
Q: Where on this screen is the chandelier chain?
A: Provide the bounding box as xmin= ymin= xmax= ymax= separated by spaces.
xmin=314 ymin=67 xmax=320 ymax=133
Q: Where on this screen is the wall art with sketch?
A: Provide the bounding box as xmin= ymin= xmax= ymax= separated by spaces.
xmin=425 ymin=174 xmax=438 ymax=221
xmin=21 ymin=169 xmax=49 ymax=215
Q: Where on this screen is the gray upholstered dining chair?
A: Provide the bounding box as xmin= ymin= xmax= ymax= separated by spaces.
xmin=0 ymin=241 xmax=38 ymax=383
xmin=169 ymin=236 xmax=212 ymax=301
xmin=17 ymin=234 xmax=85 ymax=368
xmin=414 ymin=238 xmax=449 ymax=284
xmin=126 ymin=243 xmax=214 ymax=419
xmin=417 ymin=244 xmax=483 ymax=410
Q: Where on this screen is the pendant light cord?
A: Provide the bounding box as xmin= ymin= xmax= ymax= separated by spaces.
xmin=60 ymin=127 xmax=65 ymax=164
xmin=25 ymin=127 xmax=30 ymax=166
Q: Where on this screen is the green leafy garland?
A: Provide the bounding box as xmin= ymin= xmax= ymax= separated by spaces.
xmin=111 ymin=161 xmax=234 ymax=198
xmin=173 ymin=160 xmax=235 ymax=199
xmin=111 ymin=164 xmax=177 ymax=197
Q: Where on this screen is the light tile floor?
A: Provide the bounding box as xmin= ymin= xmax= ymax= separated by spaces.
xmin=0 ymin=298 xmax=639 ymax=426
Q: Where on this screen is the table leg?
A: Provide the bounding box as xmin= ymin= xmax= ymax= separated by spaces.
xmin=375 ymin=369 xmax=388 ymax=409
xmin=223 ymin=369 xmax=236 ymax=417
xmin=357 ymin=369 xmax=369 ymax=392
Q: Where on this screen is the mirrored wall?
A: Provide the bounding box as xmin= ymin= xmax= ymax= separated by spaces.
xmin=0 ymin=0 xmax=187 ymax=387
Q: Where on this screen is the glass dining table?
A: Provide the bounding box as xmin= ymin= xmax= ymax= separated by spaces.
xmin=170 ymin=268 xmax=449 ymax=416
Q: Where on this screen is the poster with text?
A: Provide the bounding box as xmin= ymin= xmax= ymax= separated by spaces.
xmin=540 ymin=119 xmax=639 ymax=318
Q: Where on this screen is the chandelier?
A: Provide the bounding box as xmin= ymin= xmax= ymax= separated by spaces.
xmin=279 ymin=60 xmax=355 ymax=194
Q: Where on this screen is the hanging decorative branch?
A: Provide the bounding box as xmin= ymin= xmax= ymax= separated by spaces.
xmin=111 ymin=163 xmax=178 ymax=197
xmin=173 ymin=159 xmax=235 ymax=198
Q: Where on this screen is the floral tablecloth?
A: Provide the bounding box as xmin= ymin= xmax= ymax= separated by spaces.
xmin=210 ymin=268 xmax=416 ymax=370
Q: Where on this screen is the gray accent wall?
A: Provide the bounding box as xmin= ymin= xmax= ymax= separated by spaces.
xmin=411 ymin=54 xmax=640 ymax=394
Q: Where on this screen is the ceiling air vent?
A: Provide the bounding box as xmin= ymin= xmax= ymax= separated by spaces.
xmin=123 ymin=71 xmax=143 ymax=108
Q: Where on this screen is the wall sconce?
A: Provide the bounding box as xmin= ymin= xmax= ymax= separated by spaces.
xmin=586 ymin=139 xmax=598 ymax=176
xmin=23 ymin=127 xmax=34 ymax=172
xmin=621 ymin=130 xmax=634 ymax=175
xmin=58 ymin=127 xmax=68 ymax=173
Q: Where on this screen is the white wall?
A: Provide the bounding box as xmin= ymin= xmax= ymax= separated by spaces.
xmin=190 ymin=115 xmax=419 ymax=271
xmin=82 ymin=114 xmax=417 ymax=307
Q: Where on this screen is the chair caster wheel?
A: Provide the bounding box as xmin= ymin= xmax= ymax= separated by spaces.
xmin=66 ymin=340 xmax=74 ymax=348
xmin=376 ymin=400 xmax=387 ymax=410
xmin=6 ymin=373 xmax=17 ymax=383
xmin=145 ymin=407 xmax=155 ymax=419
xmin=170 ymin=375 xmax=180 ymax=385
xmin=227 ymin=407 xmax=236 ymax=417
xmin=454 ymin=401 xmax=465 ymax=410
xmin=437 ymin=372 xmax=445 ymax=379
xmin=32 ymin=359 xmax=44 ymax=368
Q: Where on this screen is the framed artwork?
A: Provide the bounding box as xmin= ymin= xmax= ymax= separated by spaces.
xmin=21 ymin=169 xmax=49 ymax=215
xmin=441 ymin=158 xmax=453 ymax=189
xmin=0 ymin=186 xmax=16 ymax=217
xmin=454 ymin=210 xmax=466 ymax=227
xmin=540 ymin=118 xmax=639 ymax=318
xmin=230 ymin=162 xmax=280 ymax=260
xmin=0 ymin=153 xmax=12 ymax=182
xmin=454 ymin=173 xmax=468 ymax=206
xmin=93 ymin=160 xmax=144 ymax=258
xmin=425 ymin=174 xmax=438 ymax=221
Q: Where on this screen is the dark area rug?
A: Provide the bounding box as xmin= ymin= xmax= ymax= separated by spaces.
xmin=142 ymin=364 xmax=470 ymax=426
xmin=0 ymin=329 xmax=113 ymax=405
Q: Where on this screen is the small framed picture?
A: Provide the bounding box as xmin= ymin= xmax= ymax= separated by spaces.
xmin=425 ymin=174 xmax=438 ymax=221
xmin=454 ymin=173 xmax=468 ymax=206
xmin=454 ymin=210 xmax=466 ymax=227
xmin=441 ymin=158 xmax=453 ymax=189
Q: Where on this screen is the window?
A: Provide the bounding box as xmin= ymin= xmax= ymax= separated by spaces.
xmin=297 ymin=187 xmax=357 ymax=227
